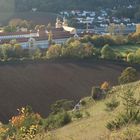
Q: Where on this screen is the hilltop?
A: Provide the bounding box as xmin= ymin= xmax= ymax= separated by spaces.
xmin=15 ymin=0 xmax=139 ymax=12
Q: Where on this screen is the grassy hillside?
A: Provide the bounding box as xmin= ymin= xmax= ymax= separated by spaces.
xmin=34 ymin=80 xmax=140 ymax=140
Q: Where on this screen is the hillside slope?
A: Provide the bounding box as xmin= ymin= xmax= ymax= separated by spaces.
xmin=0 ymin=0 xmax=15 ymax=24
xmin=35 ymin=80 xmax=140 ymax=140
xmin=0 ymin=59 xmax=140 ymax=123
xmin=15 ymin=0 xmax=139 ymax=12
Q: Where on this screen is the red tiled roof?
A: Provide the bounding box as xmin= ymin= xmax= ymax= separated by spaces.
xmin=0 ymin=31 xmax=36 ymax=36
xmin=0 ymin=29 xmax=95 ymax=45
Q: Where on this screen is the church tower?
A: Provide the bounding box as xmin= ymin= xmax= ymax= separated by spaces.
xmin=55 ymin=17 xmax=62 ymax=28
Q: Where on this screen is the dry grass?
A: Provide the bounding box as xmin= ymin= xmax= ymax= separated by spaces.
xmin=34 ymin=81 xmax=140 ymax=140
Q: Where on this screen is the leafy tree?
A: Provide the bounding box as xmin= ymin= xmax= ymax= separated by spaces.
xmin=91 ymin=35 xmax=115 ymax=47
xmin=101 ymin=44 xmax=116 ymax=59
xmin=135 ymin=48 xmax=140 ymax=63
xmin=80 ymin=43 xmax=94 ymax=58
xmin=62 ymin=40 xmax=81 ymax=58
xmin=9 ymin=18 xmax=23 ymax=27
xmin=91 ymin=87 xmax=103 ymax=100
xmin=31 ymin=48 xmax=42 ymax=59
xmin=1 ymin=44 xmax=14 ymax=60
xmin=14 ymin=44 xmax=23 ymax=58
xmin=127 ymin=53 xmax=135 ymax=63
xmin=4 ymin=26 xmax=17 ymax=32
xmin=118 ymin=67 xmax=138 ymax=84
xmin=46 ymin=44 xmax=62 ymax=59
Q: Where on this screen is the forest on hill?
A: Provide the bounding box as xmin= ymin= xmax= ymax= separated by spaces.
xmin=15 ymin=0 xmax=140 ymax=12
xmin=14 ymin=0 xmax=140 ymax=20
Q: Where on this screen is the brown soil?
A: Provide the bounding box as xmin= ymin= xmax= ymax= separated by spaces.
xmin=0 ymin=59 xmax=140 ymax=123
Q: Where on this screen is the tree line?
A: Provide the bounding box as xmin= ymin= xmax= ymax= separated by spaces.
xmin=1 ymin=32 xmax=140 ymax=64
xmin=15 ymin=0 xmax=140 ymax=12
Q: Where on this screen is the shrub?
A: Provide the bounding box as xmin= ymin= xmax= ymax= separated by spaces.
xmin=101 ymin=81 xmax=110 ymax=91
xmin=72 ymin=111 xmax=83 ymax=119
xmin=51 ymin=99 xmax=74 ymax=114
xmin=80 ymin=100 xmax=86 ymax=106
xmin=101 ymin=44 xmax=116 ymax=59
xmin=91 ymin=87 xmax=103 ymax=100
xmin=106 ymin=110 xmax=140 ymax=131
xmin=105 ymin=97 xmax=120 ymax=111
xmin=91 ymin=35 xmax=115 ymax=47
xmin=30 ymin=48 xmax=42 ymax=59
xmin=127 ymin=53 xmax=135 ymax=63
xmin=45 ymin=111 xmax=71 ymax=129
xmin=106 ymin=90 xmax=140 ymax=131
xmin=0 ymin=106 xmax=42 ymax=139
xmin=118 ymin=67 xmax=138 ymax=84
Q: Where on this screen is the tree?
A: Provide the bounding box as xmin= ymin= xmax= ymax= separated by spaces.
xmin=46 ymin=44 xmax=62 ymax=59
xmin=4 ymin=26 xmax=17 ymax=32
xmin=9 ymin=18 xmax=23 ymax=27
xmin=31 ymin=48 xmax=42 ymax=59
xmin=1 ymin=44 xmax=14 ymax=60
xmin=91 ymin=87 xmax=103 ymax=100
xmin=135 ymin=48 xmax=140 ymax=63
xmin=48 ymin=31 xmax=53 ymax=46
xmin=14 ymin=44 xmax=23 ymax=58
xmin=118 ymin=67 xmax=138 ymax=84
xmin=101 ymin=44 xmax=116 ymax=59
xmin=62 ymin=40 xmax=81 ymax=58
xmin=127 ymin=53 xmax=135 ymax=63
xmin=80 ymin=43 xmax=94 ymax=58
xmin=107 ymin=23 xmax=116 ymax=35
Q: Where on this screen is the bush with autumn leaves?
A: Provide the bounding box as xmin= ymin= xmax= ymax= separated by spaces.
xmin=0 ymin=103 xmax=72 ymax=140
xmin=0 ymin=106 xmax=43 ymax=140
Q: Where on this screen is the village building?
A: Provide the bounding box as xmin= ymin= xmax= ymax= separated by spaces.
xmin=0 ymin=17 xmax=95 ymax=49
xmin=0 ymin=18 xmax=77 ymax=48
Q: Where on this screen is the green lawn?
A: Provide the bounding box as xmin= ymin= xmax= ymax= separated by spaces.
xmin=112 ymin=45 xmax=140 ymax=56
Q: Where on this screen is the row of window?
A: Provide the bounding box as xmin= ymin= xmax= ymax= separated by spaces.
xmin=0 ymin=33 xmax=38 ymax=40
